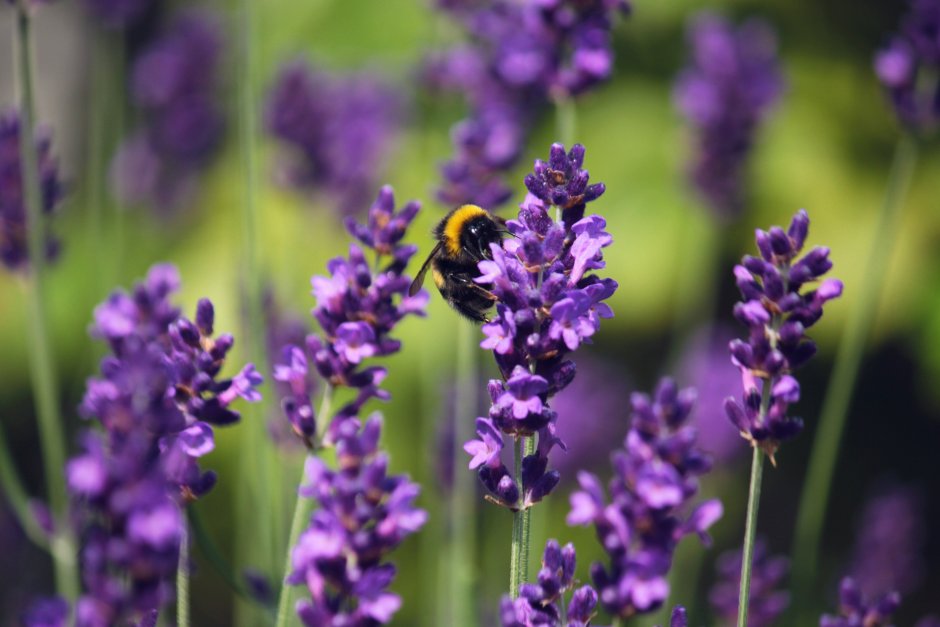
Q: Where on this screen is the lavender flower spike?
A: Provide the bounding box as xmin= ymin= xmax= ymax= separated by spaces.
xmin=674 ymin=13 xmax=783 ymax=218
xmin=820 ymin=578 xmax=901 ymax=627
xmin=464 ymin=142 xmax=616 ymax=508
xmin=567 ymin=378 xmax=723 ymax=619
xmin=0 ymin=109 xmax=64 ymax=271
xmin=288 ymin=414 xmax=427 ymax=626
xmin=724 ymin=209 xmax=842 ymax=461
xmin=499 ymin=539 xmax=598 ymax=627
xmin=875 ymin=0 xmax=940 ymax=132
xmin=710 ymin=539 xmax=790 ymax=626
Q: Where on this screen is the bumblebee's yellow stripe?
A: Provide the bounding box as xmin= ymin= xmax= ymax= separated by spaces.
xmin=443 ymin=204 xmax=487 ymax=256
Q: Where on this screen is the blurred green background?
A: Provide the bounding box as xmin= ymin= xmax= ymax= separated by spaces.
xmin=0 ymin=0 xmax=938 ymax=624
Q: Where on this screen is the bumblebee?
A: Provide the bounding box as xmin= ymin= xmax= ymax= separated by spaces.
xmin=408 ymin=204 xmax=507 ymax=322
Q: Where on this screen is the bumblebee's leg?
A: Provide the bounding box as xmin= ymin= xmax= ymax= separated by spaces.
xmin=452 ymin=273 xmax=498 ymax=302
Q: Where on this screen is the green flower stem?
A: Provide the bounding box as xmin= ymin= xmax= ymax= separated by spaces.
xmin=187 ymin=505 xmax=253 ymax=603
xmin=509 ymin=435 xmax=535 ymax=596
xmin=554 ymin=94 xmax=577 ymax=146
xmin=447 ymin=321 xmax=479 ymax=624
xmin=234 ymin=0 xmax=280 ymax=622
xmin=16 ymin=3 xmax=79 ymax=601
xmin=737 ymin=445 xmax=765 ymax=627
xmin=177 ymin=520 xmax=190 ymax=627
xmin=790 ymin=134 xmax=917 ymax=620
xmin=0 ymin=420 xmax=48 ymax=549
xmin=275 ymin=386 xmax=333 ymax=627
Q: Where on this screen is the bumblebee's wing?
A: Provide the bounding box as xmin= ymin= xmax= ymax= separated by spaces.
xmin=409 ymin=241 xmax=444 ymax=296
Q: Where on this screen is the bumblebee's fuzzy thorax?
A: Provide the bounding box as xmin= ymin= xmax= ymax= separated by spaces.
xmin=439 ymin=204 xmax=489 ymax=256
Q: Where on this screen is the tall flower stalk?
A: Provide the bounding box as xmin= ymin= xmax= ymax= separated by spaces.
xmin=462 ymin=142 xmax=616 ymax=593
xmin=724 ymin=210 xmax=842 ymax=626
xmin=13 ymin=1 xmax=78 ymax=600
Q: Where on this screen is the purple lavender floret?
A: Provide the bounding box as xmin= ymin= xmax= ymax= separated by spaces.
xmin=264 ymin=59 xmax=402 ymax=216
xmin=463 ymin=143 xmax=615 ymax=508
xmin=21 ymin=597 xmax=69 ymax=627
xmin=287 ymin=414 xmax=427 ymax=626
xmin=655 ymin=607 xmax=689 ymax=627
xmin=566 ymin=378 xmax=723 ymax=619
xmin=68 ymin=264 xmax=261 ymax=624
xmin=430 ymin=1 xmax=629 ymax=210
xmin=724 ymin=209 xmax=842 ymax=461
xmin=80 ymin=0 xmax=155 ymax=29
xmin=674 ymin=13 xmax=783 ymax=218
xmin=848 ymin=485 xmax=926 ymax=598
xmin=709 ymin=539 xmax=789 ymax=627
xmin=274 ymin=186 xmax=427 ymax=446
xmin=110 ymin=9 xmax=225 ymax=212
xmin=0 ymin=109 xmax=64 ymax=271
xmin=499 ymin=539 xmax=598 ymax=627
xmin=820 ymin=578 xmax=901 ymax=627
xmin=875 ymin=0 xmax=940 ymax=132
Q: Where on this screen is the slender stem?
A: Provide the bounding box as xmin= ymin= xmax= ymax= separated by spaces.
xmin=177 ymin=519 xmax=190 ymax=627
xmin=737 ymin=445 xmax=765 ymax=627
xmin=509 ymin=435 xmax=535 ymax=596
xmin=789 ymin=134 xmax=918 ymax=620
xmin=275 ymin=387 xmax=333 ymax=627
xmin=187 ymin=505 xmax=253 ymax=603
xmin=448 ymin=321 xmax=478 ymax=625
xmin=0 ymin=419 xmax=48 ymax=549
xmin=234 ymin=0 xmax=279 ymax=622
xmin=554 ymin=94 xmax=577 ymax=147
xmin=15 ymin=3 xmax=78 ymax=601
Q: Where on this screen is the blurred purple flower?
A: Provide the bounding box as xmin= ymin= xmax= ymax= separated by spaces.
xmin=274 ymin=186 xmax=427 ymax=446
xmin=678 ymin=327 xmax=742 ymax=464
xmin=724 ymin=209 xmax=842 ymax=462
xmin=567 ymin=378 xmax=722 ymax=619
xmin=875 ymin=0 xmax=940 ymax=132
xmin=69 ymin=264 xmax=261 ymax=624
xmin=656 ymin=607 xmax=689 ymax=627
xmin=848 ymin=484 xmax=926 ymax=599
xmin=674 ymin=13 xmax=783 ymax=219
xmin=463 ymin=143 xmax=616 ymax=509
xmin=0 ymin=109 xmax=64 ymax=271
xmin=499 ymin=539 xmax=598 ymax=627
xmin=20 ymin=597 xmax=69 ymax=627
xmin=80 ymin=0 xmax=155 ymax=29
xmin=429 ymin=1 xmax=629 ymax=210
xmin=288 ymin=415 xmax=427 ymax=626
xmin=264 ymin=59 xmax=402 ymax=216
xmin=709 ymin=539 xmax=789 ymax=626
xmin=110 ymin=9 xmax=225 ymax=212
xmin=820 ymin=578 xmax=900 ymax=627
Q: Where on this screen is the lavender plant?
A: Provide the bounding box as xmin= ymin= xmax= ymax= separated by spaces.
xmin=461 ymin=142 xmax=616 ymax=594
xmin=709 ymin=539 xmax=789 ymax=626
xmin=274 ymin=185 xmax=428 ymax=625
xmin=727 ymin=209 xmax=842 ymax=626
xmin=499 ymin=539 xmax=598 ymax=627
xmin=264 ymin=60 xmax=402 ymax=216
xmin=566 ymin=378 xmax=722 ymax=619
xmin=674 ymin=12 xmax=783 ymax=219
xmin=428 ymin=1 xmax=629 ymax=209
xmin=820 ymin=578 xmax=900 ymax=627
xmin=110 ymin=9 xmax=226 ymax=212
xmin=67 ymin=264 xmax=262 ymax=625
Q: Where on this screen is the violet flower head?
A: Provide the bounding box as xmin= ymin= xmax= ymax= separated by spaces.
xmin=69 ymin=264 xmax=261 ymax=624
xmin=463 ymin=143 xmax=616 ymax=509
xmin=820 ymin=578 xmax=901 ymax=627
xmin=111 ymin=9 xmax=225 ymax=212
xmin=0 ymin=109 xmax=64 ymax=271
xmin=875 ymin=0 xmax=940 ymax=132
xmin=674 ymin=13 xmax=783 ymax=219
xmin=567 ymin=378 xmax=723 ymax=619
xmin=709 ymin=539 xmax=790 ymax=627
xmin=264 ymin=59 xmax=402 ymax=216
xmin=430 ymin=1 xmax=629 ymax=210
xmin=848 ymin=485 xmax=926 ymax=598
xmin=81 ymin=0 xmax=155 ymax=29
xmin=288 ymin=414 xmax=427 ymax=626
xmin=499 ymin=539 xmax=598 ymax=627
xmin=724 ymin=209 xmax=842 ymax=461
xmin=21 ymin=597 xmax=69 ymax=627
xmin=275 ymin=186 xmax=426 ymax=446
xmin=656 ymin=607 xmax=689 ymax=627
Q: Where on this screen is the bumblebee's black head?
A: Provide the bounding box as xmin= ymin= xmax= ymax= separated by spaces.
xmin=438 ymin=204 xmax=505 ymax=263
